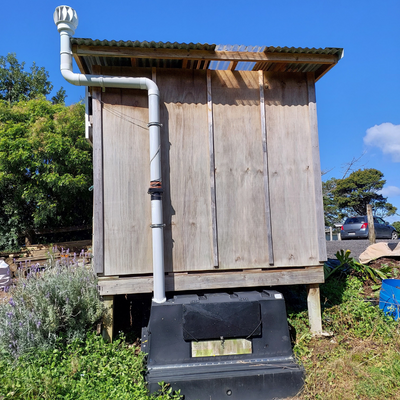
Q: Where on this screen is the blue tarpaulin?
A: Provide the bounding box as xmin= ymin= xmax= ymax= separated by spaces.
xmin=379 ymin=279 xmax=400 ymax=320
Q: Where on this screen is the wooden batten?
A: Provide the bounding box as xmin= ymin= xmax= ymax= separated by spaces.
xmin=99 ymin=266 xmax=324 ymax=295
xmin=207 ymin=71 xmax=219 ymax=267
xmin=258 ymin=71 xmax=274 ymax=266
xmin=307 ymin=72 xmax=327 ymax=263
xmin=92 ymin=67 xmax=104 ymax=274
xmin=74 ymin=45 xmax=339 ymax=65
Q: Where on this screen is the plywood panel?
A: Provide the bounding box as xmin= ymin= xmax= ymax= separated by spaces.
xmin=212 ymin=71 xmax=270 ymax=269
xmin=102 ymin=85 xmax=153 ymax=275
xmin=264 ymin=72 xmax=319 ymax=266
xmin=158 ymin=69 xmax=214 ymax=272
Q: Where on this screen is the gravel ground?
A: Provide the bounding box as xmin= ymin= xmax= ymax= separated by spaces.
xmin=325 ymin=239 xmax=400 ymax=260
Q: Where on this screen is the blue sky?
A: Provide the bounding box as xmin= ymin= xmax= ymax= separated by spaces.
xmin=2 ymin=0 xmax=400 ymax=222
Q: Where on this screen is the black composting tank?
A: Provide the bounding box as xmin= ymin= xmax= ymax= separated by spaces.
xmin=142 ymin=290 xmax=304 ymax=400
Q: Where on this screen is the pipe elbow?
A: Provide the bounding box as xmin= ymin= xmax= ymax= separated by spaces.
xmin=61 ymin=69 xmax=82 ymax=86
xmin=141 ymin=78 xmax=159 ymax=96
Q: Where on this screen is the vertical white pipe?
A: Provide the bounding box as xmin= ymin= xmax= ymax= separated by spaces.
xmin=54 ymin=5 xmax=166 ymax=303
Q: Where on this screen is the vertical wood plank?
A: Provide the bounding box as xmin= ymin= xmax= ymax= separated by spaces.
xmin=212 ymin=70 xmax=270 ymax=269
xmin=265 ymin=72 xmax=320 ymax=267
xmin=102 ymin=86 xmax=153 ymax=275
xmin=207 ymin=70 xmax=219 ymax=267
xmin=307 ymin=72 xmax=327 ymax=263
xmin=158 ymin=69 xmax=214 ymax=272
xmin=92 ymin=83 xmax=104 ymax=274
xmin=259 ymin=71 xmax=274 ymax=265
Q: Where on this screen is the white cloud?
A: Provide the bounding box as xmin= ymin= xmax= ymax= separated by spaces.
xmin=379 ymin=186 xmax=400 ymax=197
xmin=364 ymin=123 xmax=400 ymax=162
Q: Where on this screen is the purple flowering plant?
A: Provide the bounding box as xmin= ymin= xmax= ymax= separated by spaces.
xmin=0 ymin=248 xmax=104 ymax=359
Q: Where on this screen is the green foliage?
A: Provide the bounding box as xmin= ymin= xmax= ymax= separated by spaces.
xmin=322 ymin=177 xmax=347 ymax=226
xmin=324 ymin=250 xmax=391 ymax=283
xmin=332 ymin=168 xmax=396 ymax=217
xmin=392 ymin=221 xmax=400 ymax=233
xmin=322 ymin=276 xmax=396 ymax=338
xmin=288 ymin=273 xmax=400 ymax=399
xmin=51 ymin=87 xmax=67 ymax=105
xmin=0 ymin=54 xmax=53 ymax=104
xmin=0 ymin=97 xmax=92 ymax=247
xmin=0 ymin=333 xmax=182 ymax=400
xmin=0 ymin=256 xmax=104 ymax=359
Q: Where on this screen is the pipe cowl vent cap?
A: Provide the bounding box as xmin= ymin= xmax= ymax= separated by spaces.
xmin=54 ymin=5 xmax=78 ymax=34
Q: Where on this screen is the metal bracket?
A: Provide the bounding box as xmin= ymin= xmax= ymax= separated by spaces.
xmin=150 ymin=224 xmax=166 ymax=229
xmin=148 ymin=122 xmax=163 ymax=128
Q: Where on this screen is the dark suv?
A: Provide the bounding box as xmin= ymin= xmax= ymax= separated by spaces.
xmin=341 ymin=216 xmax=398 ymax=240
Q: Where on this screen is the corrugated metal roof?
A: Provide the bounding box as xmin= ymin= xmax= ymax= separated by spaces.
xmin=71 ymin=38 xmax=216 ymax=51
xmin=71 ymin=38 xmax=343 ymax=80
xmin=71 ymin=38 xmax=343 ymax=57
xmin=264 ymin=46 xmax=343 ymax=57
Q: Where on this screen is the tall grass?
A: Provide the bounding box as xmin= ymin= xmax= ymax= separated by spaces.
xmin=289 ymin=274 xmax=400 ymax=400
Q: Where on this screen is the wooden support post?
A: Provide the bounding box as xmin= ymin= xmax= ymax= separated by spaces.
xmin=307 ymin=283 xmax=322 ymax=334
xmin=367 ymin=204 xmax=376 ymax=244
xmin=102 ymin=295 xmax=114 ymax=342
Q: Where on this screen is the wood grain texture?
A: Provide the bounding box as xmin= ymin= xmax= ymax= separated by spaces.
xmin=212 ymin=70 xmax=270 ymax=269
xmin=157 ymin=68 xmax=214 ymax=272
xmin=259 ymin=71 xmax=274 ymax=265
xmin=207 ymin=70 xmax=219 ymax=267
xmin=307 ymin=284 xmax=322 ymax=333
xmin=307 ymin=72 xmax=327 ymax=263
xmin=264 ymin=72 xmax=320 ymax=267
xmin=92 ymin=83 xmax=104 ymax=274
xmin=98 ymin=266 xmax=324 ymax=295
xmin=102 ymin=68 xmax=153 ymax=275
xmin=75 ymin=45 xmax=338 ymax=64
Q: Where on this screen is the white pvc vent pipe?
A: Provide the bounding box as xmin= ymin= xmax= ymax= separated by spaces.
xmin=54 ymin=5 xmax=166 ymax=303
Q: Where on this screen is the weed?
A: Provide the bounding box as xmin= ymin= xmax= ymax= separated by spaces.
xmin=0 ymin=333 xmax=182 ymax=399
xmin=324 ymin=250 xmax=391 ymax=283
xmin=289 ymin=272 xmax=400 ymax=400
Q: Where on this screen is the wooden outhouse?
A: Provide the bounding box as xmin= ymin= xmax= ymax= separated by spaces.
xmin=72 ymin=39 xmax=342 ymax=331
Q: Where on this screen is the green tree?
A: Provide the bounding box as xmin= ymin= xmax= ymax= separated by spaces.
xmin=0 ymin=97 xmax=92 ymax=249
xmin=0 ymin=53 xmax=53 ymax=103
xmin=392 ymin=221 xmax=400 ymax=233
xmin=51 ymin=87 xmax=67 ymax=105
xmin=332 ymin=168 xmax=397 ymax=217
xmin=322 ymin=177 xmax=345 ymax=226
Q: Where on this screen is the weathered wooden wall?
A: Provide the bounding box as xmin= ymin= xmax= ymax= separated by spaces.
xmin=95 ymin=66 xmax=326 ymax=279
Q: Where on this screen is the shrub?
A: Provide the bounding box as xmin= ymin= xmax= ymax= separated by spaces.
xmin=0 ymin=333 xmax=182 ymax=399
xmin=0 ymin=251 xmax=104 ymax=359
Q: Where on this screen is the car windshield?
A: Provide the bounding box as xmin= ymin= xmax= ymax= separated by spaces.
xmin=345 ymin=217 xmax=364 ymax=224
